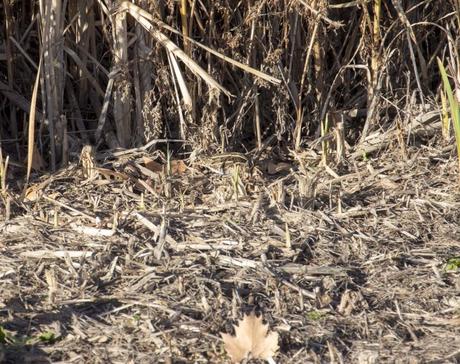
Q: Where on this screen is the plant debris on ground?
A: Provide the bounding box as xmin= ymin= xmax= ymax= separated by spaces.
xmin=1 ymin=140 xmax=460 ymax=363
xmin=1 ymin=1 xmax=460 ymax=363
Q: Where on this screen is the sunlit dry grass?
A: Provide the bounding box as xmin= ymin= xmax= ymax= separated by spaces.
xmin=0 ymin=1 xmax=455 ymax=172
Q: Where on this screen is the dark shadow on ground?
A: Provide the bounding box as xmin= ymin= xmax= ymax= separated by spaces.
xmin=1 ymin=296 xmax=123 ymax=363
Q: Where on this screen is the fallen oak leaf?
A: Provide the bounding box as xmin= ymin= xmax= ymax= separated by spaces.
xmin=221 ymin=312 xmax=279 ymax=363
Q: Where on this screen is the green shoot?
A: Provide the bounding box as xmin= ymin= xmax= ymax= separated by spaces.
xmin=445 ymin=257 xmax=460 ymax=272
xmin=437 ymin=58 xmax=460 ymax=183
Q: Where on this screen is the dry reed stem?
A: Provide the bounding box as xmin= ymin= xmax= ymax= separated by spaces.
xmin=26 ymin=57 xmax=42 ymax=183
xmin=111 ymin=0 xmax=131 ymax=148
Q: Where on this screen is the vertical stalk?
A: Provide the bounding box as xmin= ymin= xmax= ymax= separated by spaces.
xmin=74 ymin=0 xmax=92 ymax=107
xmin=180 ymin=0 xmax=189 ymax=54
xmin=248 ymin=1 xmax=261 ymax=149
xmin=39 ymin=0 xmax=65 ymax=169
xmin=111 ymin=1 xmax=131 ymax=148
xmin=134 ymin=0 xmax=153 ymax=145
xmin=296 ymin=20 xmax=319 ymax=150
xmin=321 ymin=114 xmax=329 ymax=166
xmin=179 ymin=0 xmax=196 ymax=130
xmin=3 ymin=0 xmax=18 ymax=145
xmin=312 ymin=0 xmax=325 ymax=139
xmin=371 ymin=0 xmax=381 ymax=91
xmin=361 ymin=0 xmax=381 ymax=142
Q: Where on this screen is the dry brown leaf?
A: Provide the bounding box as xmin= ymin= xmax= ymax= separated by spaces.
xmin=94 ymin=167 xmax=129 ymax=181
xmin=143 ymin=157 xmax=163 ymax=173
xmin=24 ymin=184 xmax=42 ymax=202
xmin=221 ymin=312 xmax=279 ymax=363
xmin=170 ymin=160 xmax=187 ymax=175
xmin=143 ymin=158 xmax=187 ymax=176
xmin=23 ymin=178 xmax=53 ymax=202
xmin=267 ymin=161 xmax=291 ymax=175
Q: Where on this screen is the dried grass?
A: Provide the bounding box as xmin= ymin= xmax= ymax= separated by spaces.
xmin=0 ymin=1 xmax=455 ymax=158
xmin=1 ymin=141 xmax=460 ymax=362
xmin=1 ymin=1 xmax=460 ymax=363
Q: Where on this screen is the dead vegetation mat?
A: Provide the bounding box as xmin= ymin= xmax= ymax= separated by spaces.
xmin=1 ymin=143 xmax=460 ymax=363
